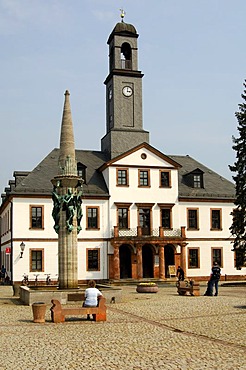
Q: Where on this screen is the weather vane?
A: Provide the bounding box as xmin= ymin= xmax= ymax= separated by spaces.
xmin=120 ymin=8 xmax=126 ymax=22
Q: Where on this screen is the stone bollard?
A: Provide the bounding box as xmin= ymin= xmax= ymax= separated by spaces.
xmin=32 ymin=302 xmax=47 ymax=323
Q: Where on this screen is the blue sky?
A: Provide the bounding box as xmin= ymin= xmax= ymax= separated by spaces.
xmin=1 ymin=0 xmax=246 ymax=193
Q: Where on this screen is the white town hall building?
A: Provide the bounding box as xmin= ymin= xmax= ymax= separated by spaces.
xmin=1 ymin=18 xmax=244 ymax=288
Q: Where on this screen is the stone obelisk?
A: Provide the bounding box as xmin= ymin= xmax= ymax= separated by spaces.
xmin=51 ymin=90 xmax=83 ymax=290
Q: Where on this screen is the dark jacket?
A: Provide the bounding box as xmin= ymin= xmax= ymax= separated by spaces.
xmin=211 ymin=266 xmax=221 ymax=280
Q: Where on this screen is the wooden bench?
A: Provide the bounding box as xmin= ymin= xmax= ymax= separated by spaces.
xmin=176 ymin=280 xmax=200 ymax=296
xmin=50 ymin=297 xmax=107 ymax=323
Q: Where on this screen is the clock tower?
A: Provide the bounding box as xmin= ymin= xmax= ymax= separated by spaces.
xmin=101 ymin=19 xmax=149 ymax=159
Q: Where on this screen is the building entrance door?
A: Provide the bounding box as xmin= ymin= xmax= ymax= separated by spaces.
xmin=164 ymin=244 xmax=175 ymax=277
xmin=139 ymin=208 xmax=151 ymax=235
xmin=142 ymin=244 xmax=154 ymax=278
xmin=119 ymin=244 xmax=132 ymax=278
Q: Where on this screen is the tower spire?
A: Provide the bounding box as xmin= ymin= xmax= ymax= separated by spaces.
xmin=58 ymin=90 xmax=77 ymax=176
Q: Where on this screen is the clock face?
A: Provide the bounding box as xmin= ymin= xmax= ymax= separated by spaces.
xmin=122 ymin=86 xmax=133 ymax=97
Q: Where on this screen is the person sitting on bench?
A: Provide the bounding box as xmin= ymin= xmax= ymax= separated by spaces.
xmin=83 ymin=280 xmax=103 ymax=320
xmin=177 ymin=266 xmax=185 ymax=281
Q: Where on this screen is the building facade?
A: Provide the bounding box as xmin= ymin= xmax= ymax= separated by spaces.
xmin=1 ymin=19 xmax=244 ymax=287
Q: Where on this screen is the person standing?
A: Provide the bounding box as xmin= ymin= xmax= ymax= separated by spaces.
xmin=209 ymin=261 xmax=221 ymax=296
xmin=1 ymin=265 xmax=6 ymax=284
xmin=177 ymin=266 xmax=185 ymax=281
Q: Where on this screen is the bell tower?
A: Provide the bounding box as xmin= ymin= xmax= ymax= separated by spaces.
xmin=101 ymin=16 xmax=149 ymax=159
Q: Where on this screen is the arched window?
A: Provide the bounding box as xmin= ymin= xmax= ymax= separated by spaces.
xmin=121 ymin=42 xmax=132 ymax=69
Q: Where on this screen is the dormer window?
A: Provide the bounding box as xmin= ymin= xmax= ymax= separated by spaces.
xmin=77 ymin=163 xmax=87 ymax=184
xmin=183 ymin=168 xmax=204 ymax=188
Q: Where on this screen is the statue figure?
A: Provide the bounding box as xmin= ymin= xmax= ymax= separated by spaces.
xmin=63 ymin=188 xmax=76 ymax=232
xmin=52 ymin=180 xmax=83 ymax=234
xmin=52 ymin=185 xmax=62 ymax=234
xmin=75 ymin=187 xmax=83 ymax=234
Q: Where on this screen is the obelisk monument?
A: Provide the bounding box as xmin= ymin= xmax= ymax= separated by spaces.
xmin=51 ymin=90 xmax=83 ymax=289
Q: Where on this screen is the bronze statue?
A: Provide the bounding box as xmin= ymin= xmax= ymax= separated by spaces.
xmin=52 ymin=181 xmax=83 ymax=234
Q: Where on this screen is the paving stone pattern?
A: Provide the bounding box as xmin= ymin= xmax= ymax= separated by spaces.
xmin=0 ymin=284 xmax=245 ymax=370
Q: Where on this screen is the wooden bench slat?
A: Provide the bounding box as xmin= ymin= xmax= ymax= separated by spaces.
xmin=62 ymin=307 xmax=99 ymax=315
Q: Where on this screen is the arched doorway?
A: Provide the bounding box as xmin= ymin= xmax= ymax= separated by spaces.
xmin=164 ymin=244 xmax=175 ymax=277
xmin=142 ymin=244 xmax=154 ymax=278
xmin=119 ymin=244 xmax=132 ymax=278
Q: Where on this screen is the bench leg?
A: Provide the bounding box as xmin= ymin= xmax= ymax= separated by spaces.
xmin=94 ymin=311 xmax=106 ymax=322
xmin=51 ymin=309 xmax=65 ymax=323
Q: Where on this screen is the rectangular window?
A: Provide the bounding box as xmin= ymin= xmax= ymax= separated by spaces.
xmin=117 ymin=168 xmax=128 ymax=186
xmin=118 ymin=207 xmax=129 ymax=229
xmin=30 ymin=249 xmax=44 ymax=272
xmin=211 ymin=209 xmax=222 ymax=230
xmin=87 ymin=249 xmax=100 ymax=271
xmin=160 ymin=171 xmax=171 ymax=187
xmin=161 ymin=208 xmax=171 ymax=229
xmin=187 ymin=209 xmax=199 ymax=230
xmin=193 ymin=175 xmax=201 ymax=188
xmin=86 ymin=207 xmax=99 ymax=229
xmin=30 ymin=206 xmax=43 ymax=229
xmin=211 ymin=248 xmax=223 ymax=268
xmin=139 ymin=170 xmax=150 ymax=187
xmin=188 ymin=248 xmax=200 ymax=268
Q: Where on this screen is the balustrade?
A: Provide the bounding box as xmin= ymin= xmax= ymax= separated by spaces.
xmin=112 ymin=227 xmax=183 ymax=238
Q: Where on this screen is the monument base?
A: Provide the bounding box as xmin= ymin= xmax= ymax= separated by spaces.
xmin=19 ymin=285 xmax=122 ymax=306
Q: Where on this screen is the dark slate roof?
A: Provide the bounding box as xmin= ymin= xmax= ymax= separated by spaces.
xmin=169 ymin=154 xmax=235 ymax=200
xmin=2 ymin=149 xmax=235 ymax=202
xmin=107 ymin=22 xmax=138 ymax=44
xmin=10 ymin=148 xmax=110 ymax=197
xmin=113 ymin=22 xmax=137 ymax=34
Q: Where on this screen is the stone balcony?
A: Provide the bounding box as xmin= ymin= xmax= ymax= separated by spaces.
xmin=111 ymin=226 xmax=186 ymax=239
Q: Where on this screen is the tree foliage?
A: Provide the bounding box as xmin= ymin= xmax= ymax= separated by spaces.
xmin=229 ymin=80 xmax=246 ymax=267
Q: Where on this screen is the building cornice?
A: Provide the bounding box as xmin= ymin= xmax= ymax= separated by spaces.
xmin=179 ymin=197 xmax=235 ymax=203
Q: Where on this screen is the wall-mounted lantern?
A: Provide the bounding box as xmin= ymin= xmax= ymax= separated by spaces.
xmin=20 ymin=242 xmax=25 ymax=258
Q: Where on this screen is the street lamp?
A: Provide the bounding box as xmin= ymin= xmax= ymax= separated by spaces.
xmin=20 ymin=242 xmax=25 ymax=258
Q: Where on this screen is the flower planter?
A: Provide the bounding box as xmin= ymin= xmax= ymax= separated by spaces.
xmin=136 ymin=284 xmax=158 ymax=293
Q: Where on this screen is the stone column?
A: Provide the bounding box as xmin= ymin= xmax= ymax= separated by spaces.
xmin=52 ymin=91 xmax=82 ymax=290
xmin=181 ymin=243 xmax=187 ymax=277
xmin=113 ymin=245 xmax=120 ymax=280
xmin=56 ymin=177 xmax=80 ymax=290
xmin=159 ymin=245 xmax=165 ymax=280
xmin=137 ymin=245 xmax=143 ymax=279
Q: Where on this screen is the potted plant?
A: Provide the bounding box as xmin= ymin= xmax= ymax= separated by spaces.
xmin=136 ymin=282 xmax=158 ymax=293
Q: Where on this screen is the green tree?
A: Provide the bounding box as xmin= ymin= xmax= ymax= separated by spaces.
xmin=229 ymin=80 xmax=246 ymax=268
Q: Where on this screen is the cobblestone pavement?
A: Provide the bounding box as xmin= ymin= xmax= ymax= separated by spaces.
xmin=0 ymin=283 xmax=245 ymax=370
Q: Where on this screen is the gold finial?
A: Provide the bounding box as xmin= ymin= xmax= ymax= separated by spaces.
xmin=120 ymin=8 xmax=126 ymax=22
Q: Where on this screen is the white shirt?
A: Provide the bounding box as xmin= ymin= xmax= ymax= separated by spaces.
xmin=84 ymin=287 xmax=102 ymax=306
